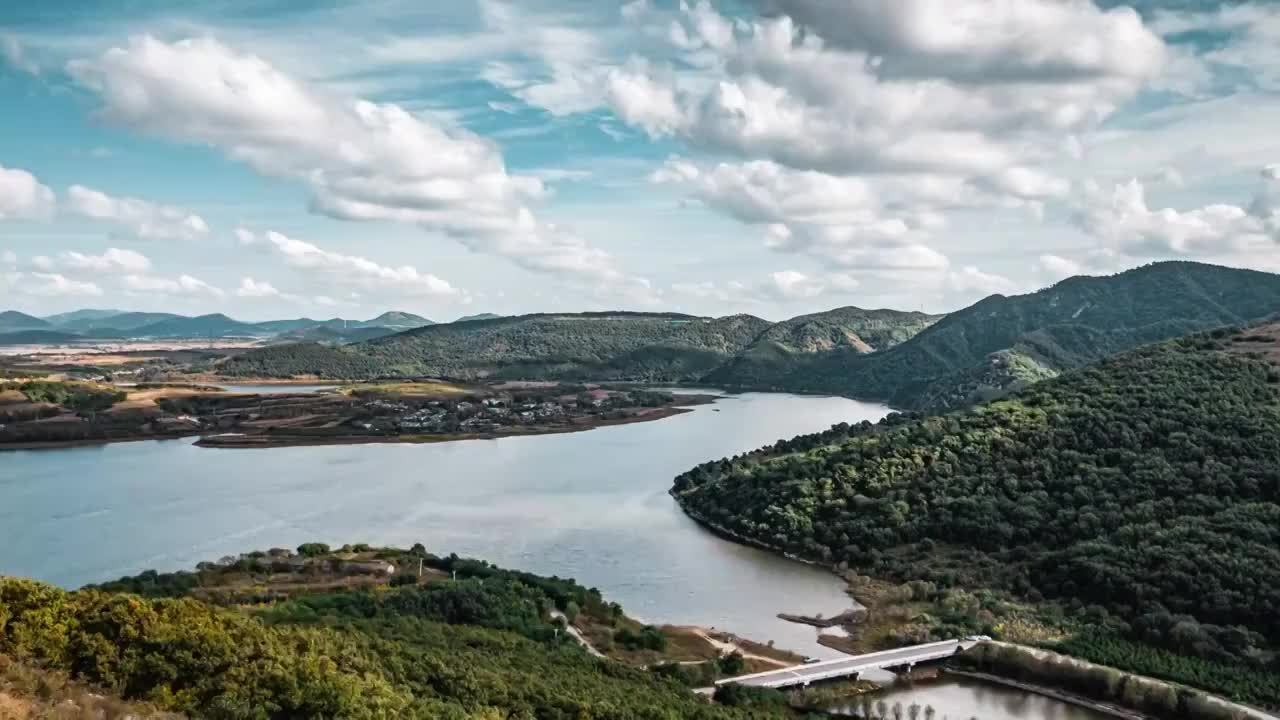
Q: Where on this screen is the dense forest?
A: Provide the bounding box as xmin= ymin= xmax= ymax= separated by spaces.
xmin=2 ymin=547 xmax=799 ymax=719
xmin=220 ymin=312 xmax=778 ymax=381
xmin=220 ymin=308 xmax=938 ymax=382
xmin=672 ymin=324 xmax=1280 ymax=692
xmin=703 ymin=307 xmax=939 ymax=389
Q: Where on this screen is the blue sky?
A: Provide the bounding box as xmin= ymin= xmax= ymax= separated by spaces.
xmin=2 ymin=0 xmax=1279 ymax=321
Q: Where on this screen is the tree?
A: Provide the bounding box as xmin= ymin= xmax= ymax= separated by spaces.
xmin=297 ymin=543 xmax=330 ymax=558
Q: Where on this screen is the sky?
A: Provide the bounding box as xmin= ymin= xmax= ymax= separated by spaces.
xmin=1 ymin=0 xmax=1279 ymax=322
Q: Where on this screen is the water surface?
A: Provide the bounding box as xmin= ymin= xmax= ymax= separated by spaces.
xmin=832 ymin=676 xmax=1114 ymax=720
xmin=0 ymin=391 xmax=885 ymax=656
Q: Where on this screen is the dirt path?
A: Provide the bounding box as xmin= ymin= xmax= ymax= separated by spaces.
xmin=689 ymin=628 xmax=792 ymax=668
xmin=550 ymin=611 xmax=606 ymax=659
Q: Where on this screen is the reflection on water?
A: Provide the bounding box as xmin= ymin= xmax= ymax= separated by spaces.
xmin=831 ymin=676 xmax=1114 ymax=720
xmin=214 ymin=383 xmax=341 ymax=394
xmin=0 ymin=391 xmax=885 ymax=657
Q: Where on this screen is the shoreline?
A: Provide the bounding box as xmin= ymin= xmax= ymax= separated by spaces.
xmin=945 ymin=669 xmax=1151 ymax=720
xmin=2 ymin=397 xmax=713 ymax=452
xmin=195 ymin=406 xmax=697 ymax=448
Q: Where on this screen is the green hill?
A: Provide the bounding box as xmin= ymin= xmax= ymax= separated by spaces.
xmin=0 ymin=547 xmax=785 ymax=719
xmin=222 ymin=312 xmax=775 ymax=381
xmin=778 ymin=262 xmax=1280 ymax=411
xmin=671 ymin=322 xmax=1280 ymax=698
xmin=705 ymin=307 xmax=940 ymax=389
xmin=455 ymin=312 xmax=503 ymax=323
xmin=0 ymin=311 xmax=51 ymax=333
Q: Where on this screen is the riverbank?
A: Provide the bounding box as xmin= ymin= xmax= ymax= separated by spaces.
xmin=947 ymin=669 xmax=1149 ymax=720
xmin=194 ymin=404 xmax=702 ymax=448
xmin=1 ymin=380 xmax=715 ymax=451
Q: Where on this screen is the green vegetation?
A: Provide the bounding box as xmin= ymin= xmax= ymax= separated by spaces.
xmin=705 ymin=307 xmax=939 ymax=389
xmin=673 ymin=326 xmax=1280 ymax=706
xmin=218 ymin=343 xmax=386 ymax=379
xmin=217 ymin=263 xmax=1280 ymax=415
xmin=773 ymin=261 xmax=1280 ymax=411
xmin=0 ymin=654 xmax=182 ymax=719
xmin=1051 ymin=631 xmax=1280 ymax=709
xmin=959 ymin=642 xmax=1266 ymax=720
xmin=1 ymin=380 xmax=126 ymax=415
xmin=222 ymin=312 xmax=773 ymax=381
xmin=5 ymin=546 xmax=798 ymax=719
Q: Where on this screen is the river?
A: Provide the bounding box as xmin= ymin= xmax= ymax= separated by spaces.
xmin=830 ymin=675 xmax=1115 ymax=720
xmin=0 ymin=390 xmax=883 ymax=657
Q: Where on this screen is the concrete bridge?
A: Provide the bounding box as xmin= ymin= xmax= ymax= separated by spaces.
xmin=716 ymin=638 xmax=986 ymax=690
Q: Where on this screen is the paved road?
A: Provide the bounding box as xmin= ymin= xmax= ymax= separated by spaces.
xmin=720 ymin=639 xmax=972 ymax=689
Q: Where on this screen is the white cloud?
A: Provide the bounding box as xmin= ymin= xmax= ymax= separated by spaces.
xmin=607 ymin=3 xmax=1163 ymax=178
xmin=236 ymin=277 xmax=284 ymax=299
xmin=59 ymin=248 xmax=152 ymax=274
xmin=1077 ymin=177 xmax=1275 ymax=257
xmin=947 ymin=265 xmax=1021 ymax=297
xmin=240 ymin=229 xmax=461 ymax=299
xmin=0 ymin=165 xmax=56 ymax=220
xmin=123 ymin=273 xmax=224 ymax=298
xmin=1 ymin=34 xmax=39 ymax=75
xmin=24 ymin=273 xmax=104 ymax=297
xmin=68 ymin=35 xmax=623 ymax=282
xmin=65 ymin=185 xmax=209 ymax=240
xmin=1263 ymin=165 xmax=1280 ymax=181
xmin=755 ymin=0 xmax=1163 ymax=85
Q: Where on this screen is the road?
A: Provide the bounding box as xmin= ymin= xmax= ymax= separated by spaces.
xmin=718 ymin=639 xmax=978 ymax=689
xmin=550 ymin=611 xmax=606 ymax=659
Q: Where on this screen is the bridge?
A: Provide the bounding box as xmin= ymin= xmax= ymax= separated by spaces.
xmin=715 ymin=638 xmax=985 ymax=690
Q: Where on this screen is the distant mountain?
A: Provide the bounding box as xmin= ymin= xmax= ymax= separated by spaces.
xmin=251 ymin=318 xmax=322 ymax=334
xmin=0 ymin=329 xmax=83 ymax=345
xmin=57 ymin=312 xmax=185 ymax=333
xmin=42 ymin=309 xmax=124 ymax=325
xmin=132 ymin=313 xmax=261 ymax=338
xmin=754 ymin=261 xmax=1280 ymax=411
xmin=357 ymin=311 xmax=433 ymax=329
xmin=274 ymin=325 xmax=400 ymax=345
xmin=705 ymin=307 xmax=940 ymax=389
xmin=221 ymin=312 xmax=772 ymax=380
xmin=455 ymin=313 xmax=503 ymax=323
xmin=0 ymin=311 xmax=52 ymax=332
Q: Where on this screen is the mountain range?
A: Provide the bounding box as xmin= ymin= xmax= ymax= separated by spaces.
xmin=0 ymin=309 xmax=437 ymax=342
xmin=221 ymin=261 xmax=1280 ymax=412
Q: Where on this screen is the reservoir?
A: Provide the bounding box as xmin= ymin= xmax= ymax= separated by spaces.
xmin=0 ymin=391 xmax=885 ymax=657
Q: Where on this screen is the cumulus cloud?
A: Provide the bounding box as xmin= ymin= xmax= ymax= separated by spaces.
xmin=236 ymin=277 xmax=285 ymax=299
xmin=65 ymin=186 xmax=209 ymax=241
xmin=754 ymin=0 xmax=1164 ymax=84
xmin=123 ymin=274 xmax=224 ymax=298
xmin=239 ymin=229 xmax=461 ymax=299
xmin=23 ymin=273 xmax=104 ymax=297
xmin=607 ymin=3 xmax=1163 ymax=178
xmin=1077 ymin=177 xmax=1276 ymax=257
xmin=947 ymin=265 xmax=1021 ymax=297
xmin=0 ymin=164 xmax=55 ymax=220
xmin=59 ymin=248 xmax=152 ymax=274
xmin=68 ymin=35 xmax=622 ymax=282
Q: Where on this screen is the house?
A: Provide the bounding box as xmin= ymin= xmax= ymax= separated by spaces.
xmin=339 ymin=560 xmax=395 ymax=576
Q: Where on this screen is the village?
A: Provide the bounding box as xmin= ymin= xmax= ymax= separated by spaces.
xmin=352 ymin=386 xmax=680 ymax=436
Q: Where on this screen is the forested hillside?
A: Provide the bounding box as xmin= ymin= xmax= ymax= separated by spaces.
xmin=222 ymin=312 xmax=776 ymax=381
xmin=778 ymin=262 xmax=1280 ymax=411
xmin=216 ymin=263 xmax=1280 ymax=414
xmin=0 ymin=547 xmax=789 ymax=719
xmin=705 ymin=307 xmax=939 ymax=388
xmin=673 ymin=323 xmax=1280 ymax=680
